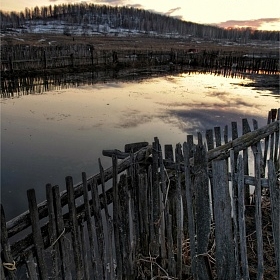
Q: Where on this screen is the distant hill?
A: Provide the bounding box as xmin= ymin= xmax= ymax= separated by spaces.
xmin=0 ymin=3 xmax=278 ymax=42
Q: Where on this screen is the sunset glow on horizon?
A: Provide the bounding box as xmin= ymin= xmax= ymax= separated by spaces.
xmin=1 ymin=0 xmax=280 ymax=31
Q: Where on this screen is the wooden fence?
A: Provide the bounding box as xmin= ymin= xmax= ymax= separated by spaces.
xmin=1 ymin=44 xmax=279 ymax=75
xmin=1 ymin=108 xmax=279 ymax=279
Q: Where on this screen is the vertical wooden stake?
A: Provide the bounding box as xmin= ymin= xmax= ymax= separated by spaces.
xmin=27 ymin=189 xmax=48 ymax=280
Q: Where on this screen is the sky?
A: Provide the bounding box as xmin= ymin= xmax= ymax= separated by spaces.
xmin=1 ymin=0 xmax=280 ymax=31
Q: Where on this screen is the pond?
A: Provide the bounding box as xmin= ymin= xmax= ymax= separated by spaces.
xmin=1 ymin=71 xmax=279 ymax=220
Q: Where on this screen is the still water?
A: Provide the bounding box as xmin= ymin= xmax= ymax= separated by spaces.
xmin=1 ymin=71 xmax=279 ymax=220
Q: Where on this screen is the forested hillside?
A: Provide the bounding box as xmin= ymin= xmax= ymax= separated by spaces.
xmin=1 ymin=3 xmax=278 ymax=41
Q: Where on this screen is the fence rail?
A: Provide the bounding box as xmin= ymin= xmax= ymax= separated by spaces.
xmin=1 ymin=108 xmax=279 ymax=279
xmin=1 ymin=44 xmax=279 ymax=75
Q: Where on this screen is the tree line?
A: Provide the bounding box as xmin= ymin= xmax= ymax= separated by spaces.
xmin=0 ymin=3 xmax=279 ymax=41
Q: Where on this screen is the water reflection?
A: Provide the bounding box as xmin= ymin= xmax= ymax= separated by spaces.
xmin=1 ymin=71 xmax=279 ymax=220
xmin=1 ymin=68 xmax=279 ymax=98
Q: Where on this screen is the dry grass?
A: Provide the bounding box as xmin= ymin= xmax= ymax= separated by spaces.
xmin=1 ymin=33 xmax=278 ymax=53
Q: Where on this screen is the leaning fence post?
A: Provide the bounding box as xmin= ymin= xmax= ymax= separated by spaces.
xmin=212 ymin=160 xmax=235 ymax=279
xmin=66 ymin=176 xmax=84 ymax=280
xmin=46 ymin=184 xmax=60 ymax=279
xmin=27 ymin=189 xmax=49 ymax=280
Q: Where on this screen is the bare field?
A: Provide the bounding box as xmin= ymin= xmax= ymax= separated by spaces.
xmin=1 ymin=33 xmax=278 ymax=53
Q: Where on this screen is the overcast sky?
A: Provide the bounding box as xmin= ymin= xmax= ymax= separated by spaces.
xmin=1 ymin=0 xmax=280 ymax=30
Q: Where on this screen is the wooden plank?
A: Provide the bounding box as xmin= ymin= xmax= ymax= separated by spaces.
xmin=118 ymin=174 xmax=131 ymax=277
xmin=46 ymin=184 xmax=60 ymax=279
xmin=90 ymin=178 xmax=105 ymax=279
xmin=0 ymin=204 xmax=17 ymax=279
xmin=214 ymin=126 xmax=222 ymax=147
xmin=27 ymin=189 xmax=48 ymax=280
xmin=229 ymin=151 xmax=241 ymax=279
xmin=102 ymin=149 xmax=130 ymax=159
xmin=52 ymin=185 xmax=72 ymax=280
xmin=263 ymin=110 xmax=272 ymax=170
xmin=25 ymin=250 xmax=38 ymax=280
xmin=79 ymin=223 xmax=90 ymax=280
xmin=197 ymin=132 xmax=203 ymax=146
xmin=194 ymin=144 xmax=211 ymax=280
xmin=112 ymin=155 xmax=123 ymax=279
xmin=138 ymin=173 xmax=149 ymax=257
xmin=166 ymin=213 xmax=176 ymax=277
xmin=151 ymin=139 xmax=160 ymax=256
xmin=231 ymin=121 xmax=238 ymax=140
xmin=129 ymin=151 xmax=139 ymax=265
xmin=252 ymin=119 xmax=265 ymax=177
xmin=253 ymin=147 xmax=264 ymax=280
xmin=208 ymin=121 xmax=279 ymax=161
xmin=236 ymin=155 xmax=249 ymax=280
xmin=269 ymin=110 xmax=277 ymax=161
xmin=98 ymin=159 xmax=114 ymax=280
xmin=212 ymin=160 xmax=235 ymax=279
xmin=164 ymin=144 xmax=174 ymax=162
xmin=183 ymin=142 xmax=197 ymax=278
xmin=158 ymin=142 xmax=167 ymax=267
xmin=65 ymin=176 xmax=84 ymax=280
xmin=124 ymin=141 xmax=149 ymax=153
xmin=268 ymin=160 xmax=280 ymax=279
xmin=82 ymin=172 xmax=98 ymax=278
xmin=224 ymin=125 xmax=228 ymax=144
xmin=242 ymin=118 xmax=251 ymax=205
xmin=206 ymin=129 xmax=214 ymax=150
xmin=175 ymin=143 xmax=183 ymax=280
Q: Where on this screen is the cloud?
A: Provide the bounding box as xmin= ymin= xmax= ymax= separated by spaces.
xmin=161 ymin=107 xmax=265 ymax=136
xmin=115 ymin=109 xmax=154 ymax=128
xmin=216 ymin=18 xmax=280 ymax=30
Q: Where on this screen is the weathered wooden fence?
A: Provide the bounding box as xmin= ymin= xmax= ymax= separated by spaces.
xmin=1 ymin=108 xmax=279 ymax=279
xmin=1 ymin=44 xmax=279 ymax=75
